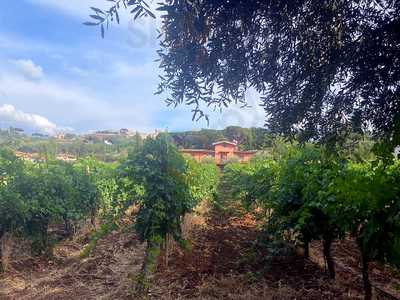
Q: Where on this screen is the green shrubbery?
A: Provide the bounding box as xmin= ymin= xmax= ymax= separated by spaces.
xmin=6 ymin=131 xmax=397 ymax=299
xmin=0 ymin=134 xmax=220 ymax=290
xmin=222 ymin=142 xmax=400 ymax=299
xmin=0 ymin=149 xmax=135 ymax=264
xmin=121 ymin=134 xmax=219 ymax=292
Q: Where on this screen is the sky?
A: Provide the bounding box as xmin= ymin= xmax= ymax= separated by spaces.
xmin=0 ymin=0 xmax=265 ymax=135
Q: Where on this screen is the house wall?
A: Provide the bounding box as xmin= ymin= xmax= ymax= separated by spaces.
xmin=235 ymin=152 xmax=254 ymax=163
xmin=181 ymin=142 xmax=256 ymax=165
xmin=214 ymin=143 xmax=237 ymax=154
xmin=214 ymin=143 xmax=237 ymax=165
xmin=181 ymin=150 xmax=213 ymax=162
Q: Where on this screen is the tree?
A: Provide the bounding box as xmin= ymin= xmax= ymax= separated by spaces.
xmin=122 ymin=134 xmax=195 ymax=291
xmin=169 ymin=127 xmax=269 ymax=150
xmin=87 ymin=0 xmax=400 ymax=147
xmin=223 ymin=126 xmax=252 ymax=149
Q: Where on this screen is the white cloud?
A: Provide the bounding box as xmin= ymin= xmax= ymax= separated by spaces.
xmin=111 ymin=61 xmax=158 ymax=79
xmin=13 ymin=59 xmax=44 ymax=80
xmin=0 ymin=104 xmax=58 ymax=134
xmin=0 ymin=12 xmax=264 ymax=135
xmin=0 ymin=33 xmax=67 ymax=56
xmin=209 ymin=89 xmax=265 ymax=129
xmin=27 ymin=0 xmax=109 ymax=19
xmin=27 ymin=0 xmax=159 ymax=24
xmin=164 ymin=90 xmax=265 ymax=131
xmin=67 ymin=66 xmax=90 ymax=77
xmin=0 ymin=65 xmax=155 ymax=133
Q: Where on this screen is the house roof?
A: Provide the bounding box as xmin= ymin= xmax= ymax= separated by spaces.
xmin=212 ymin=140 xmax=237 ymax=146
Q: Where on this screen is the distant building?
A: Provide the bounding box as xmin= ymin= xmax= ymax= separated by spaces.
xmin=14 ymin=151 xmax=77 ymax=163
xmin=55 ymin=133 xmax=66 ymax=140
xmin=181 ymin=140 xmax=257 ymax=165
xmin=139 ymin=129 xmax=164 ymax=140
xmin=15 ymin=151 xmax=38 ymax=162
xmin=56 ymin=154 xmax=77 ymax=162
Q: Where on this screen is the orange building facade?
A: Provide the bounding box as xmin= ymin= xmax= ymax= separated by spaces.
xmin=180 ymin=141 xmax=257 ymax=165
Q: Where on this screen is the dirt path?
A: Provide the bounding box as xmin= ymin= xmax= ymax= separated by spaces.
xmin=153 ymin=207 xmax=400 ymax=299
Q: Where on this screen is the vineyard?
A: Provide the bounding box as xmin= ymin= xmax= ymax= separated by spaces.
xmin=0 ymin=134 xmax=399 ymax=299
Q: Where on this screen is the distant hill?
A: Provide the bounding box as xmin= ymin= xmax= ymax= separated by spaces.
xmin=170 ymin=126 xmax=272 ymax=151
xmin=0 ymin=126 xmax=272 ymax=161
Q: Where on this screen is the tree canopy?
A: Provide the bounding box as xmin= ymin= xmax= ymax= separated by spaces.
xmin=87 ymin=0 xmax=400 ymax=146
xmin=170 ymin=126 xmax=271 ymax=150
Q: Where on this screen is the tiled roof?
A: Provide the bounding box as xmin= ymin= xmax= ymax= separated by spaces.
xmin=212 ymin=140 xmax=237 ymax=146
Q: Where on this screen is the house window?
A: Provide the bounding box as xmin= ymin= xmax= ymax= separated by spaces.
xmin=220 ymin=152 xmax=228 ymax=161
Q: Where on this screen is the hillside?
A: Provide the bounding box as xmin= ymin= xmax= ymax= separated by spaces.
xmin=170 ymin=127 xmax=271 ymax=151
xmin=0 ymin=126 xmax=271 ymax=162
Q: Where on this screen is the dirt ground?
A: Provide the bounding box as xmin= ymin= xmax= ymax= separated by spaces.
xmin=1 ymin=208 xmax=399 ymax=300
xmin=0 ymin=229 xmax=145 ymax=300
xmin=153 ymin=210 xmax=400 ymax=299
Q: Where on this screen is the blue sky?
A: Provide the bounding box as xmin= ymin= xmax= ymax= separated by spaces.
xmin=0 ymin=0 xmax=264 ymax=134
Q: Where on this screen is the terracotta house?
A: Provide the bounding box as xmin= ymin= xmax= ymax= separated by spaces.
xmin=181 ymin=141 xmax=257 ymax=165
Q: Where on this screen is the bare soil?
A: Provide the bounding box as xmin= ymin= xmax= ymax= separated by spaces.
xmin=1 ymin=209 xmax=399 ymax=300
xmin=0 ymin=230 xmax=145 ymax=300
xmin=153 ymin=209 xmax=400 ymax=300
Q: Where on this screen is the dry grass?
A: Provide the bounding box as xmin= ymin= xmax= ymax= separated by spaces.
xmin=1 ymin=202 xmax=399 ymax=300
xmin=152 ymin=206 xmax=400 ymax=300
xmin=0 ymin=227 xmax=145 ymax=300
xmin=1 ymin=233 xmax=13 ymax=272
xmin=182 ymin=200 xmax=209 ymax=239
